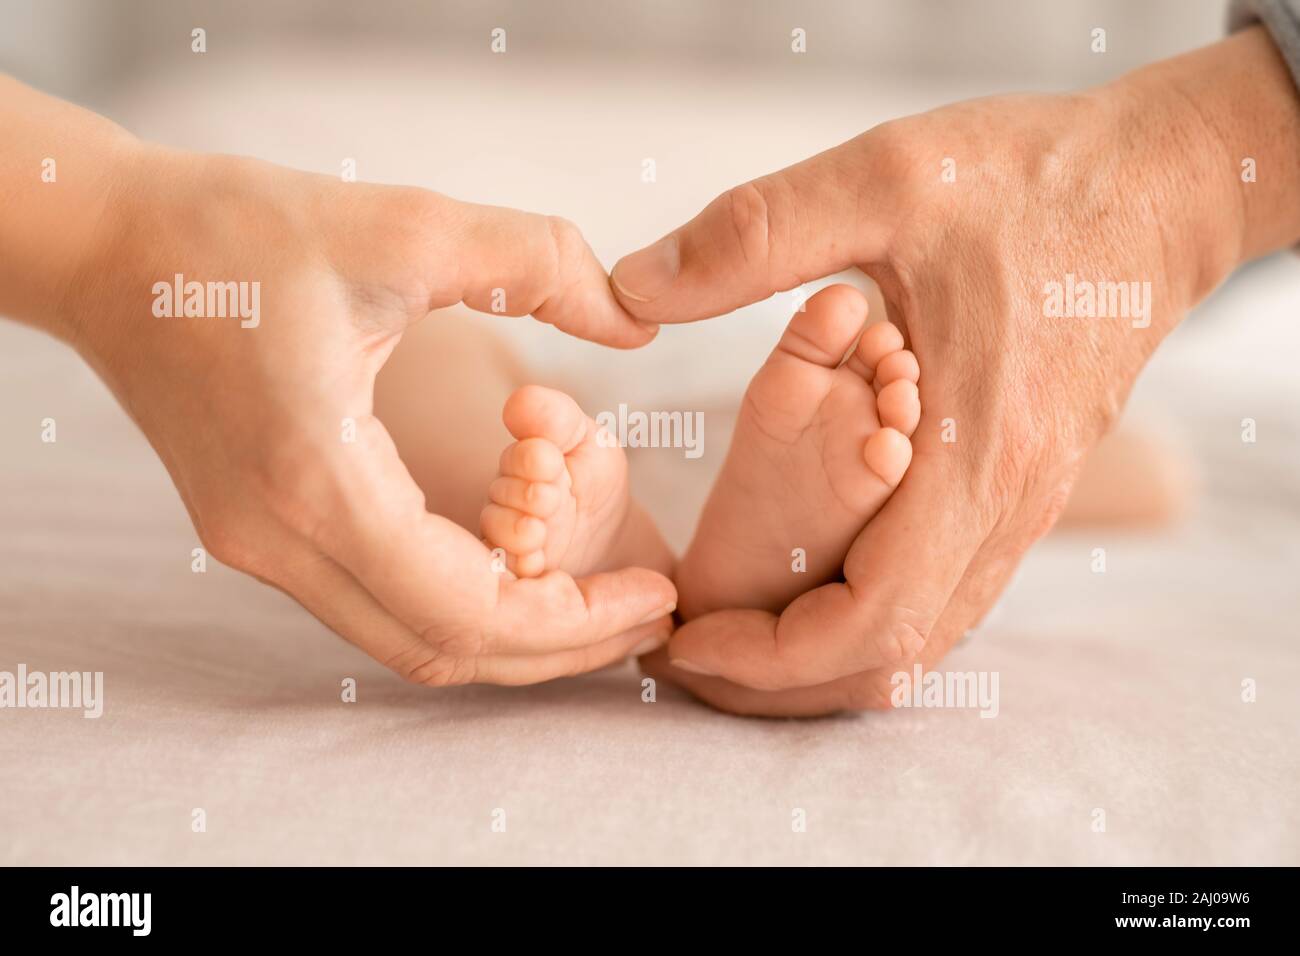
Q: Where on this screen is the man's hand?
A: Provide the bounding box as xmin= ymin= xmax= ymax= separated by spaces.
xmin=52 ymin=142 xmax=675 ymax=685
xmin=617 ymin=27 xmax=1300 ymax=715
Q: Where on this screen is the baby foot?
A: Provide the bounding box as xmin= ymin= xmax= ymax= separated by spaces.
xmin=481 ymin=384 xmax=635 ymax=580
xmin=677 ymin=284 xmax=920 ymax=617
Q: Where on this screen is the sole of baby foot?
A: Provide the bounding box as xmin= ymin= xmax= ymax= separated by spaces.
xmin=481 ymin=384 xmax=632 ymax=579
xmin=677 ymin=283 xmax=920 ymax=618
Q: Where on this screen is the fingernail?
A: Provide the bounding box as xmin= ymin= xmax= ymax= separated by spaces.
xmin=611 ymin=235 xmax=680 ymax=303
xmin=630 ymin=634 xmax=667 ymax=656
xmin=670 ymin=658 xmax=717 ymax=676
xmin=637 ymin=602 xmax=676 ymax=626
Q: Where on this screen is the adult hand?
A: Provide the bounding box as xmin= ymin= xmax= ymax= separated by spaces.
xmin=619 ymin=27 xmax=1300 ymax=714
xmin=52 ymin=141 xmax=675 ymax=685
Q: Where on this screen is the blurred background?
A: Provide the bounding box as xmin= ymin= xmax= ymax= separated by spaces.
xmin=1 ymin=0 xmax=1230 ymax=102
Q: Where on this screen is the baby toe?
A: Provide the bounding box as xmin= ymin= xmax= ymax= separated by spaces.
xmin=876 ymin=379 xmax=921 ymax=437
xmin=481 ymin=503 xmax=547 ymax=555
xmin=777 ymin=284 xmax=868 ymax=368
xmin=499 ymin=437 xmax=566 ymax=483
xmin=872 ymin=349 xmax=920 ymax=394
xmin=502 ymin=385 xmax=589 ymax=454
xmin=512 ymin=550 xmax=547 ymax=579
xmin=489 ymin=475 xmax=563 ymax=518
xmin=863 ymin=427 xmax=913 ymax=487
xmin=852 ymin=321 xmax=906 ymax=381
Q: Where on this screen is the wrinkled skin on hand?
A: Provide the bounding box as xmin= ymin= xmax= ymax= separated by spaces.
xmin=623 ymin=67 xmax=1270 ymax=715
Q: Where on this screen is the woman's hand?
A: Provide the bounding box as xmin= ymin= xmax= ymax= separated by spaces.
xmin=1 ymin=80 xmax=676 ymax=685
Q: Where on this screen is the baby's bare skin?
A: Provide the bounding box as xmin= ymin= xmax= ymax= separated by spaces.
xmin=675 ymin=285 xmax=919 ymax=621
xmin=482 ymin=284 xmax=919 ymax=648
xmin=480 ymin=384 xmax=674 ymax=583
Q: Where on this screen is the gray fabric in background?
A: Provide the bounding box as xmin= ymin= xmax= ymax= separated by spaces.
xmin=1232 ymin=0 xmax=1300 ymax=90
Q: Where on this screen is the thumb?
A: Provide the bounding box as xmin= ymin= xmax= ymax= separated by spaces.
xmin=442 ymin=200 xmax=658 ymax=348
xmin=610 ymin=136 xmax=893 ymax=323
xmin=354 ymin=188 xmax=658 ymax=348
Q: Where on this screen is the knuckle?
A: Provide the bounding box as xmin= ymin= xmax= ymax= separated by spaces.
xmin=723 ymin=179 xmax=778 ymax=273
xmin=392 ymin=187 xmax=447 ymax=241
xmin=863 ymin=120 xmax=928 ymax=197
xmin=544 ymin=215 xmax=586 ymax=287
xmin=873 ymin=607 xmax=930 ymax=663
xmin=407 ymin=187 xmax=446 ymax=223
xmin=544 ymin=215 xmax=584 ymax=258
